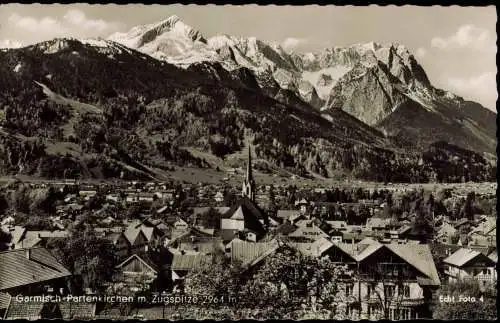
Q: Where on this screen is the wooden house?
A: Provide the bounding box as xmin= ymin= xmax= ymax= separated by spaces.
xmin=443 ymin=248 xmax=497 ymax=286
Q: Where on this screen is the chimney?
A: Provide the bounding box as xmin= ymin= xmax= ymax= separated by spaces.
xmin=26 ymin=248 xmax=31 ymax=260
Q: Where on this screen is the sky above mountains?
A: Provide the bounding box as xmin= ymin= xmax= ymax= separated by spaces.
xmin=0 ymin=4 xmax=496 ymax=111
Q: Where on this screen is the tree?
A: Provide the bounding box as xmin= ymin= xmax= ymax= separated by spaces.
xmin=238 ymin=245 xmax=351 ymax=319
xmin=433 ymin=280 xmax=497 ymax=320
xmin=0 ymin=193 xmax=8 ymax=214
xmin=10 ymin=184 xmax=31 ymax=214
xmin=184 ymin=250 xmax=243 ymax=298
xmin=223 ymin=190 xmax=238 ymax=206
xmin=199 ymin=207 xmax=223 ymax=229
xmin=461 ymin=191 xmax=476 ymax=220
xmin=47 ymin=226 xmax=117 ymax=293
xmin=181 ymin=243 xmax=351 ymax=320
xmin=413 ymin=204 xmax=435 ymax=243
xmin=0 ymin=229 xmax=11 ymax=251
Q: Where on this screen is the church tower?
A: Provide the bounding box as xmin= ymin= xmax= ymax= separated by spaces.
xmin=242 ymin=146 xmax=256 ymax=201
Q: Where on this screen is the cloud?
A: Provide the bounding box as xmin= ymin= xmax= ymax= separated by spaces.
xmin=6 ymin=10 xmax=124 ymax=40
xmin=63 ymin=9 xmax=121 ymax=32
xmin=431 ymin=24 xmax=496 ymax=53
xmin=281 ymin=37 xmax=307 ymax=52
xmin=8 ymin=13 xmax=66 ymax=35
xmin=415 ymin=47 xmax=427 ymax=58
xmin=446 ymin=71 xmax=497 ymax=110
xmin=0 ymin=39 xmax=24 ymax=49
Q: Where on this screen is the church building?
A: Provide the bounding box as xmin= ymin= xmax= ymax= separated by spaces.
xmin=220 ymin=146 xmax=269 ymax=242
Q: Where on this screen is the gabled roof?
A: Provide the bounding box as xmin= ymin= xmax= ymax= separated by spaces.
xmin=352 ymin=242 xmax=384 ymax=261
xmin=276 ymin=210 xmax=300 ymax=220
xmin=0 ymin=247 xmax=71 ymax=291
xmin=288 ymin=225 xmax=328 ymax=240
xmin=221 ymin=198 xmax=268 ymax=234
xmin=333 ymin=240 xmax=440 ymax=286
xmin=289 ymin=237 xmax=334 ymax=257
xmin=116 ymin=254 xmax=158 ymax=274
xmin=141 ymin=227 xmax=155 ymax=242
xmin=327 ymin=242 xmax=369 ymax=262
xmin=386 ymin=244 xmax=440 ymax=286
xmin=444 ymin=248 xmax=496 ymax=267
xmin=230 ymin=206 xmax=245 ymax=220
xmin=123 ymin=227 xmax=141 ymax=245
xmin=222 ymin=198 xmax=266 ymax=221
xmin=230 ymin=239 xmax=280 ymax=267
xmin=170 ymin=253 xmax=211 ymax=271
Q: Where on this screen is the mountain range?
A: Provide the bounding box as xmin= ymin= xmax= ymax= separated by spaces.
xmin=0 ymin=16 xmax=496 ymax=183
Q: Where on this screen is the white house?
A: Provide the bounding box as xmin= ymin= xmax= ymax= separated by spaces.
xmin=443 ymin=248 xmax=497 ymax=285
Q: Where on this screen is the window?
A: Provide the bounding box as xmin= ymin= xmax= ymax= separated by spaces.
xmin=483 ymin=269 xmax=489 ymax=275
xmin=399 ymin=309 xmax=411 ymax=320
xmin=346 ymin=305 xmax=355 ymax=317
xmin=384 ymin=285 xmax=395 ymax=298
xmin=366 ymin=285 xmax=373 ymax=298
xmin=367 ymin=305 xmax=377 ymax=318
xmin=346 ymin=284 xmax=354 ymax=296
xmin=400 ymin=284 xmax=410 ymax=298
xmin=389 ymin=308 xmax=396 ymax=320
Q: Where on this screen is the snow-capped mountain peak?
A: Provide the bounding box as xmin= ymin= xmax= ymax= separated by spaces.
xmin=107 ymin=15 xmax=206 ymax=50
xmin=105 ymin=16 xmax=440 ymax=116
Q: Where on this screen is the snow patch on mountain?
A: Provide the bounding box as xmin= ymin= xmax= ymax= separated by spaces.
xmin=80 ymin=38 xmax=109 ymax=48
xmin=108 ymin=15 xmax=211 ymax=64
xmin=35 ymin=39 xmax=72 ymax=54
xmin=302 ymin=66 xmax=352 ymax=99
xmin=403 ymin=91 xmax=437 ymax=113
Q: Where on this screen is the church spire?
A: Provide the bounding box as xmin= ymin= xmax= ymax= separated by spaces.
xmin=246 ymin=145 xmax=252 ymax=182
xmin=242 ymin=145 xmax=255 ymax=201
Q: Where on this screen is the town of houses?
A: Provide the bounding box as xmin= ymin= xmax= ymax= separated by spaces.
xmin=0 ymin=150 xmax=497 ymax=320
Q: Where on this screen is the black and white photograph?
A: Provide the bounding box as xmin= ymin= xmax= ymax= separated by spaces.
xmin=0 ymin=3 xmax=497 ymax=321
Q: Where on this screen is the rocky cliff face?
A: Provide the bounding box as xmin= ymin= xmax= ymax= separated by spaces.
xmin=0 ymin=35 xmax=495 ymax=182
xmin=106 ymin=16 xmax=495 ymax=155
